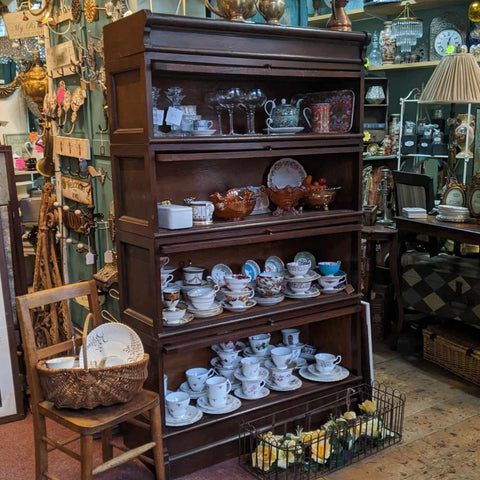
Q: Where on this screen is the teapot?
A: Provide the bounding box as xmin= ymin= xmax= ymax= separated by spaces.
xmin=204 ymin=0 xmax=258 ymax=22
xmin=264 ymin=97 xmax=304 ymax=128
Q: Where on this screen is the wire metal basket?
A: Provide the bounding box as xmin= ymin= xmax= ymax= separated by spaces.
xmin=239 ymin=382 xmax=405 ymax=479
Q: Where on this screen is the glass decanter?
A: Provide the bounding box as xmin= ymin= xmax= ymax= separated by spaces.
xmin=369 ymin=31 xmax=383 ymax=67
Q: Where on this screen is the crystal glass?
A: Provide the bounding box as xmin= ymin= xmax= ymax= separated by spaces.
xmin=369 ymin=31 xmax=383 ymax=67
xmin=216 ymin=88 xmax=244 ymax=136
xmin=239 ymin=88 xmax=267 ymax=135
xmin=205 ymin=91 xmax=225 ymax=135
xmin=165 ymin=86 xmax=186 ymax=107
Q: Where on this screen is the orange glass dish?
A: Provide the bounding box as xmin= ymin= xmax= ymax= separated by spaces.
xmin=209 ymin=188 xmax=256 ymax=221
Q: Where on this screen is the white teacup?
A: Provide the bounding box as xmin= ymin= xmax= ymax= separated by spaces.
xmin=217 ymin=349 xmax=239 ymax=367
xmin=318 ymin=276 xmax=343 ymax=290
xmin=194 ymin=119 xmax=214 ymax=130
xmin=289 ymin=343 xmax=305 ymax=361
xmin=165 ymin=391 xmax=190 ymax=419
xmin=163 ymin=285 xmax=181 ymax=311
xmin=45 ymin=356 xmax=76 ymax=369
xmin=315 ymin=353 xmax=342 ymax=374
xmin=240 ymin=357 xmax=262 ymax=378
xmin=281 ymin=328 xmax=300 ymax=346
xmin=161 ymin=273 xmax=174 ymax=289
xmin=286 ymin=261 xmax=310 ymax=278
xmin=224 ymin=274 xmax=251 ymax=292
xmin=183 ymin=266 xmax=205 ymax=285
xmin=185 ymin=367 xmax=215 ymax=392
xmin=219 ymin=341 xmax=235 ymax=351
xmin=214 ymin=365 xmax=237 ymax=382
xmin=162 ymin=306 xmax=186 ymax=324
xmin=248 ymin=333 xmax=271 ymax=355
xmin=188 ymin=284 xmax=219 ymax=310
xmin=224 ymin=288 xmax=254 ymax=307
xmin=189 ymin=201 xmax=214 ymax=225
xmin=206 ymin=376 xmax=231 ymax=408
xmin=288 ymin=278 xmax=312 ymax=293
xmin=270 ymin=346 xmax=293 ymax=369
xmin=271 ymin=368 xmax=293 ymax=387
xmin=241 ymin=378 xmax=265 ymax=398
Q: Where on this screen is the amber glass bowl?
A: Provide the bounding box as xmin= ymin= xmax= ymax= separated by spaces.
xmin=209 ymin=188 xmax=256 ymax=221
xmin=263 ymin=185 xmax=307 ymax=216
xmin=304 ymin=187 xmax=341 ymax=210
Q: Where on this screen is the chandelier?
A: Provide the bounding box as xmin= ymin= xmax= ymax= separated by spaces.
xmin=391 ymin=2 xmax=423 ymax=53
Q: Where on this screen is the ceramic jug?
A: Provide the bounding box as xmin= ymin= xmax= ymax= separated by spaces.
xmin=204 ymin=0 xmax=258 ymax=22
xmin=264 ymin=97 xmax=304 ymax=128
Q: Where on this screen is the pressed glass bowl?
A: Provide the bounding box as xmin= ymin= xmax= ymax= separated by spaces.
xmin=263 ymin=185 xmax=307 ymax=216
xmin=304 ymin=187 xmax=341 ymax=210
xmin=209 ymin=188 xmax=256 ymax=221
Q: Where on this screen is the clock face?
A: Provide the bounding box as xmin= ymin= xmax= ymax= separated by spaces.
xmin=434 ymin=29 xmax=462 ymax=56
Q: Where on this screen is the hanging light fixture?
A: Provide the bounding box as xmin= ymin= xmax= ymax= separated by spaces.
xmin=391 ymin=1 xmax=423 ymax=53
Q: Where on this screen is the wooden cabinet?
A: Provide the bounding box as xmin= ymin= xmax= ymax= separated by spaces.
xmin=104 ymin=11 xmax=370 ymax=478
xmin=364 ymin=76 xmax=389 ymax=144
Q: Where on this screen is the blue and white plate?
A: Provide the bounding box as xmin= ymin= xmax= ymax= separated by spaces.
xmin=264 ymin=256 xmax=285 ymax=274
xmin=242 ymin=260 xmax=261 ymax=281
xmin=210 ymin=264 xmax=233 ymax=286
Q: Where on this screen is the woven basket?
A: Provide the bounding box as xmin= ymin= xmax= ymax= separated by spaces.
xmin=423 ymin=326 xmax=480 ymax=386
xmin=37 ymin=314 xmax=149 ymax=409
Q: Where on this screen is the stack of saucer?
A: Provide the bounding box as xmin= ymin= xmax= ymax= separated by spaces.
xmin=233 ymin=358 xmax=270 ymax=400
xmin=220 ymin=274 xmax=257 ymax=312
xmin=437 ymin=205 xmax=471 ymax=223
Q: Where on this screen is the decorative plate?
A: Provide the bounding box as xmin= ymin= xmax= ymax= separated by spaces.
xmin=267 ymin=158 xmax=307 ymax=188
xmin=196 ymin=394 xmax=242 ymax=414
xmin=79 ymin=323 xmax=144 ymax=368
xmin=264 ymin=256 xmax=285 ymax=274
xmin=221 ymin=299 xmax=257 ymax=312
xmin=292 ymin=90 xmax=355 ymax=133
xmin=284 ymin=286 xmax=321 ymax=299
xmin=234 ymin=386 xmax=270 ymax=400
xmin=299 ymin=365 xmax=350 ymax=382
xmin=163 ymin=312 xmax=195 ymax=327
xmin=294 ymin=251 xmax=317 ymax=269
xmin=436 ymin=215 xmax=472 ymax=223
xmin=165 ymin=405 xmax=203 ymax=427
xmin=242 ymin=260 xmax=261 ymax=281
xmin=253 ymin=295 xmax=285 ymax=306
xmin=265 ymin=375 xmax=302 ymax=391
xmin=210 ymin=264 xmax=233 ymax=286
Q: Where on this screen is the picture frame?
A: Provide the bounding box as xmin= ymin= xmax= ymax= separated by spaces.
xmin=442 ymin=179 xmax=466 ymax=206
xmin=3 ymin=133 xmax=30 ymax=159
xmin=468 ymin=172 xmax=480 ymax=217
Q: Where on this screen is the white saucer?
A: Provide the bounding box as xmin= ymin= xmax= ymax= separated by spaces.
xmin=163 ymin=312 xmax=194 ymax=326
xmin=319 ymin=285 xmax=346 ymax=294
xmin=243 ymin=346 xmax=272 ymax=357
xmin=253 ymin=295 xmax=285 ymax=306
xmin=299 ymin=365 xmax=350 ymax=382
xmin=165 ymin=405 xmax=203 ymax=427
xmin=186 ymin=302 xmax=223 ymax=318
xmin=234 ymin=386 xmax=270 ymax=400
xmin=196 ymin=394 xmax=242 ymax=414
xmin=264 ymin=358 xmax=299 ymax=370
xmin=234 ymin=366 xmax=269 ymax=382
xmin=179 ymin=381 xmax=207 ymax=399
xmin=284 ymin=286 xmax=320 ymax=299
xmin=263 ymin=126 xmax=304 ymax=134
xmin=210 ymin=356 xmax=242 ymax=370
xmin=221 ymin=299 xmax=257 ymax=312
xmin=192 ymin=129 xmax=216 ymax=136
xmin=266 ymin=375 xmax=302 ymax=391
xmin=211 ymin=341 xmax=246 ymax=355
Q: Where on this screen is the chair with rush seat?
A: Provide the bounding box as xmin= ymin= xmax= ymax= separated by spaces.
xmin=16 ymin=280 xmax=165 ymax=480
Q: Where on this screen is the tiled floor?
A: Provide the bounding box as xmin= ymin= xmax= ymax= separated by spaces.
xmin=178 ymin=343 xmax=480 ymax=480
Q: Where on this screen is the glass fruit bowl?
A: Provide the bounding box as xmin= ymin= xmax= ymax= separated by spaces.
xmin=262 ymin=185 xmax=307 ymax=216
xmin=209 ymin=188 xmax=256 ymax=221
xmin=304 ymin=186 xmax=341 ymax=210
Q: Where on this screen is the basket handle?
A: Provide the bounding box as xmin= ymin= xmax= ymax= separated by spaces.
xmin=82 ymin=313 xmax=93 ymax=371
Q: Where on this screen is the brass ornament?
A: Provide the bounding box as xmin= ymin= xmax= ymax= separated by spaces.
xmin=21 ymin=50 xmax=48 ymax=115
xmin=84 ymin=0 xmax=99 ymax=23
xmin=0 ymin=74 xmax=23 ymax=99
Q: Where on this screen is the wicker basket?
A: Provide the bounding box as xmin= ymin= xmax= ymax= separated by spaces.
xmin=423 ymin=326 xmax=480 ymax=386
xmin=37 ymin=314 xmax=149 ymax=409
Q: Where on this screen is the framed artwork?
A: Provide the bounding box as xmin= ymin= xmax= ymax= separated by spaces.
xmin=442 ymin=180 xmax=466 ymax=206
xmin=468 ymin=172 xmax=480 ymax=217
xmin=3 ymin=133 xmax=30 ymax=158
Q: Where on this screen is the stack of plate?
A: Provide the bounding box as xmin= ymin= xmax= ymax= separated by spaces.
xmin=437 ymin=205 xmax=471 ymax=223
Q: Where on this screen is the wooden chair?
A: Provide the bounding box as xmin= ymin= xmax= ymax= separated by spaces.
xmin=16 ymin=280 xmax=165 ymax=480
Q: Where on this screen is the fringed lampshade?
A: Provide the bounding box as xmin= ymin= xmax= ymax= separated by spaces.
xmin=419 ymin=52 xmax=480 ymax=177
xmin=419 ymin=53 xmax=480 ymax=104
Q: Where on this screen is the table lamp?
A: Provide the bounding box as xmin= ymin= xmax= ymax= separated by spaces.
xmin=419 ymin=52 xmax=480 ymax=182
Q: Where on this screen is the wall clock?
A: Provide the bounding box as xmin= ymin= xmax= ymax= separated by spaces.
xmin=429 ymin=15 xmax=466 ymax=61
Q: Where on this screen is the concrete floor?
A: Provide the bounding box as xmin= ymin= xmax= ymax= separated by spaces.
xmin=177 ymin=343 xmax=480 ymax=480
